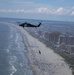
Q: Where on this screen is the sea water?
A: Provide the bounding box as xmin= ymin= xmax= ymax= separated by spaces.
xmin=0 ymin=22 xmax=33 ymax=75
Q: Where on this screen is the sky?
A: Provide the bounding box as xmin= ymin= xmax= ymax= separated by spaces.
xmin=0 ymin=0 xmax=74 ymax=21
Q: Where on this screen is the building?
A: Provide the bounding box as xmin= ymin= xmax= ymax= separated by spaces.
xmin=48 ymin=32 xmax=61 ymax=44
xmin=58 ymin=35 xmax=74 ymax=45
xmin=44 ymin=31 xmax=49 ymax=41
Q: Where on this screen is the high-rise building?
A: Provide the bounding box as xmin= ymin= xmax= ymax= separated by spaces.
xmin=44 ymin=31 xmax=49 ymax=41
xmin=48 ymin=32 xmax=61 ymax=44
xmin=58 ymin=35 xmax=74 ymax=45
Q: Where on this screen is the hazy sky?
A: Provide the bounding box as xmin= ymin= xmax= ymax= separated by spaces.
xmin=0 ymin=0 xmax=74 ymax=21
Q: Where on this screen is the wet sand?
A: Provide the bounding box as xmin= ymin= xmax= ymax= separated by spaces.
xmin=13 ymin=24 xmax=72 ymax=75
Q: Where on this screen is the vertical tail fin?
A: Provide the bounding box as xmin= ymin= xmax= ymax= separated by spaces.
xmin=38 ymin=22 xmax=42 ymax=27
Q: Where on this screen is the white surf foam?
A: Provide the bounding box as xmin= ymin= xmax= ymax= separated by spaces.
xmin=9 ymin=62 xmax=17 ymax=75
xmin=9 ymin=56 xmax=17 ymax=75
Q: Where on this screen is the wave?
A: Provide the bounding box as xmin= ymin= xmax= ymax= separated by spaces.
xmin=9 ymin=61 xmax=17 ymax=75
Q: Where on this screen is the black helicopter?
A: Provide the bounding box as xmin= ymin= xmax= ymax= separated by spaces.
xmin=19 ymin=22 xmax=41 ymax=28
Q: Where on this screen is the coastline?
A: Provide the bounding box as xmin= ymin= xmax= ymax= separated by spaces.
xmin=16 ymin=26 xmax=42 ymax=75
xmin=12 ymin=24 xmax=72 ymax=75
xmin=13 ymin=25 xmax=41 ymax=75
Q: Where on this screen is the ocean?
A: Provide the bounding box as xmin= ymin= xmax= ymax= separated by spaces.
xmin=0 ymin=22 xmax=33 ymax=75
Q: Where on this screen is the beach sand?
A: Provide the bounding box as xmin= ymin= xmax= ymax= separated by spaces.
xmin=12 ymin=24 xmax=72 ymax=75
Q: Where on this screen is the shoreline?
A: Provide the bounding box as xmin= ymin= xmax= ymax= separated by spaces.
xmin=15 ymin=26 xmax=41 ymax=75
xmin=12 ymin=24 xmax=72 ymax=75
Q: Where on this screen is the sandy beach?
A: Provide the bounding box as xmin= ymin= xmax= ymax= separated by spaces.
xmin=12 ymin=24 xmax=72 ymax=75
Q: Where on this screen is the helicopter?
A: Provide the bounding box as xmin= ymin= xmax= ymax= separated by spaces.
xmin=19 ymin=22 xmax=41 ymax=28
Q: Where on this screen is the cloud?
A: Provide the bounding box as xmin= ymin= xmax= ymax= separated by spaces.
xmin=0 ymin=9 xmax=34 ymax=13
xmin=70 ymin=6 xmax=74 ymax=16
xmin=0 ymin=6 xmax=74 ymax=16
xmin=55 ymin=7 xmax=65 ymax=14
xmin=71 ymin=11 xmax=74 ymax=15
xmin=35 ymin=7 xmax=65 ymax=15
xmin=35 ymin=7 xmax=49 ymax=13
xmin=72 ymin=6 xmax=74 ymax=9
